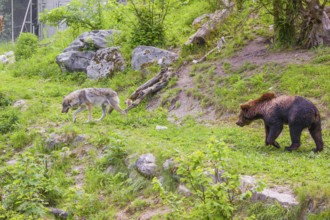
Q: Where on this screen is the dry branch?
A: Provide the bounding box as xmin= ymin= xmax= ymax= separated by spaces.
xmin=125 ymin=67 xmax=174 ymax=112
xmin=193 ymin=37 xmax=226 ymax=64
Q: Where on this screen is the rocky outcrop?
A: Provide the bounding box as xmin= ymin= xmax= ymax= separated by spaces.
xmin=240 ymin=175 xmax=299 ymax=207
xmin=86 ymin=47 xmax=125 ymax=79
xmin=56 ymin=30 xmax=120 ymax=75
xmin=131 ymin=46 xmax=178 ymax=70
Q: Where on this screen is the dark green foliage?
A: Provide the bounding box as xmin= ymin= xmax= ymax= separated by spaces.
xmin=0 ymin=92 xmax=11 ymax=107
xmin=0 ymin=152 xmax=61 ymax=218
xmin=14 ymin=33 xmax=38 ymax=61
xmin=40 ymin=0 xmax=104 ymax=31
xmin=0 ymin=108 xmax=18 ymax=134
xmin=153 ymin=138 xmax=251 ymax=219
xmin=129 ymin=0 xmax=169 ymax=47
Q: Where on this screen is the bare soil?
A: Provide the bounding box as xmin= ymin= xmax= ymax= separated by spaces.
xmin=149 ymin=37 xmax=315 ymax=123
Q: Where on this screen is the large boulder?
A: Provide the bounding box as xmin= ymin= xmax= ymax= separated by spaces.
xmin=86 ymin=47 xmax=125 ymax=79
xmin=56 ymin=30 xmax=119 ymax=73
xmin=135 ymin=153 xmax=157 ymax=178
xmin=56 ymin=51 xmax=95 ymax=73
xmin=131 ymin=46 xmax=178 ymax=70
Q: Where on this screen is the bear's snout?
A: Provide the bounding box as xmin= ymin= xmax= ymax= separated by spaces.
xmin=236 ymin=121 xmax=244 ymax=127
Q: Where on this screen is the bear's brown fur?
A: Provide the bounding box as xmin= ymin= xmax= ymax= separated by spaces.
xmin=236 ymin=92 xmax=324 ymax=152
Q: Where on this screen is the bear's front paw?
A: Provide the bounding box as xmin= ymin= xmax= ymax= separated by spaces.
xmin=312 ymin=148 xmax=323 ymax=153
xmin=285 ymin=146 xmax=294 ymax=152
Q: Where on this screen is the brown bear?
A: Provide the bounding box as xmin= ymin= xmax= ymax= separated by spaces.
xmin=236 ymin=92 xmax=324 ymax=152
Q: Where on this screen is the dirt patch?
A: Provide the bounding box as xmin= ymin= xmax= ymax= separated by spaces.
xmin=149 ymin=37 xmax=315 ymax=122
xmin=225 ymin=37 xmax=314 ymax=70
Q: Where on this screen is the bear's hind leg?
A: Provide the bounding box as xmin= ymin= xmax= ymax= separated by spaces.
xmin=309 ymin=121 xmax=324 ymax=152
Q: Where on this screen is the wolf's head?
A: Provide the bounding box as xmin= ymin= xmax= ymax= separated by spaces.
xmin=62 ymin=97 xmax=71 ymax=113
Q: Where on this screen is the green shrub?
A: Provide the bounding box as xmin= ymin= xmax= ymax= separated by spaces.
xmin=14 ymin=33 xmax=38 ymax=61
xmin=0 ymin=108 xmax=19 ymax=134
xmin=153 ymin=138 xmax=251 ymax=219
xmin=129 ymin=0 xmax=169 ymax=47
xmin=0 ymin=92 xmax=12 ymax=107
xmin=0 ymin=152 xmax=61 ymax=218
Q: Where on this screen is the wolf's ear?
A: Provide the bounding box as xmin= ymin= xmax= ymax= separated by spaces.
xmin=240 ymin=104 xmax=250 ymax=112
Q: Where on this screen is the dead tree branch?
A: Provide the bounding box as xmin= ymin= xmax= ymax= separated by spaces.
xmin=125 ymin=67 xmax=174 ymax=112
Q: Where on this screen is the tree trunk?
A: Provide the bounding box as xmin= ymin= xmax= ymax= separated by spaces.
xmin=299 ymin=0 xmax=330 ymax=48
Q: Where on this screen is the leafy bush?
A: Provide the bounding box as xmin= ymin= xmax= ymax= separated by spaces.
xmin=0 ymin=92 xmax=12 ymax=107
xmin=14 ymin=33 xmax=38 ymax=61
xmin=129 ymin=0 xmax=169 ymax=47
xmin=0 ymin=152 xmax=61 ymax=218
xmin=153 ymin=138 xmax=251 ymax=219
xmin=0 ymin=108 xmax=19 ymax=134
xmin=40 ymin=0 xmax=104 ymax=30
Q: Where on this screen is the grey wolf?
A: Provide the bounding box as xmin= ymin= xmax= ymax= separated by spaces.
xmin=236 ymin=93 xmax=323 ymax=152
xmin=62 ymin=88 xmax=126 ymax=122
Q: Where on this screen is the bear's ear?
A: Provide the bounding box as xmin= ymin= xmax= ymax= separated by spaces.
xmin=240 ymin=103 xmax=250 ymax=112
xmin=261 ymin=92 xmax=276 ymax=100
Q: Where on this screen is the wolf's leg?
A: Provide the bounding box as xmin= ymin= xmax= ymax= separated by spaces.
xmin=87 ymin=103 xmax=93 ymax=122
xmin=96 ymin=104 xmax=107 ymax=122
xmin=108 ymin=107 xmax=114 ymax=115
xmin=109 ymin=98 xmax=126 ymax=115
xmin=73 ymin=106 xmax=86 ymax=122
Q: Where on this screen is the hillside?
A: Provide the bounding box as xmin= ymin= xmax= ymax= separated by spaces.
xmin=0 ymin=1 xmax=330 ymax=219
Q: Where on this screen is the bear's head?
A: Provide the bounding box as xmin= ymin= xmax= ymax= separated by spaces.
xmin=236 ymin=103 xmax=253 ymax=127
xmin=236 ymin=92 xmax=276 ymax=127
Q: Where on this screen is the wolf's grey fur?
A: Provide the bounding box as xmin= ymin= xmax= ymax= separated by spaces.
xmin=62 ymin=88 xmax=126 ymax=122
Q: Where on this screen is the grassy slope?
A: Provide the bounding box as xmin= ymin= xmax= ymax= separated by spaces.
xmin=0 ymin=1 xmax=330 ymax=219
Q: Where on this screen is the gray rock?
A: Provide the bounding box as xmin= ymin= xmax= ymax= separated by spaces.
xmin=105 ymin=165 xmax=117 ymax=175
xmin=73 ymin=135 xmax=86 ymax=146
xmin=135 ymin=153 xmax=157 ymax=178
xmin=49 ymin=207 xmax=68 ymax=219
xmin=63 ymin=30 xmax=119 ymax=52
xmin=86 ymin=47 xmax=125 ymax=79
xmin=254 ymin=188 xmax=299 ymax=207
xmin=0 ymin=51 xmax=15 ymax=64
xmin=56 ymin=30 xmax=119 ymax=73
xmin=13 ymin=99 xmax=27 ymax=110
xmin=7 ymin=159 xmax=17 ymax=165
xmin=131 ymin=46 xmax=178 ymax=70
xmin=56 ymin=51 xmax=95 ymax=73
xmin=177 ymin=184 xmax=191 ymax=197
xmin=156 ymin=125 xmax=168 ymax=130
xmin=163 ymin=158 xmax=175 ymax=171
xmin=240 ymin=175 xmax=298 ymax=207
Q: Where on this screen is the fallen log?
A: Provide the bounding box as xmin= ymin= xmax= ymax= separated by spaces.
xmin=185 ymin=5 xmax=233 ymax=46
xmin=125 ymin=67 xmax=174 ymax=112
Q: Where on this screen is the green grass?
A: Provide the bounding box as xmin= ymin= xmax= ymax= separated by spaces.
xmin=1 ymin=1 xmax=330 ymax=218
xmin=2 ymin=50 xmax=330 ymax=217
